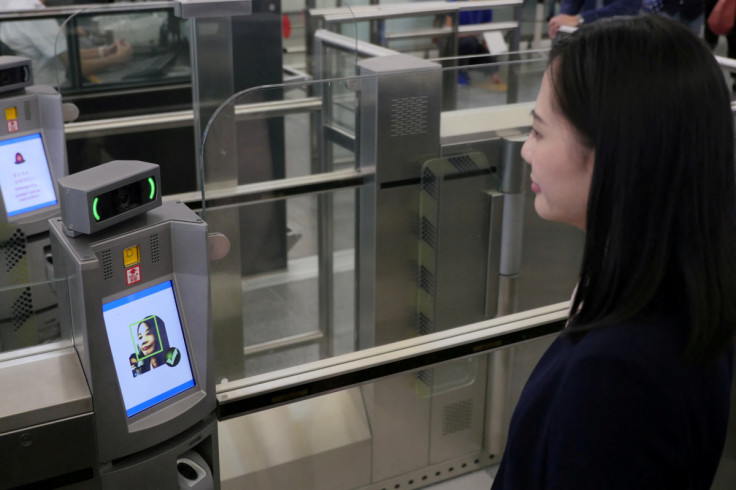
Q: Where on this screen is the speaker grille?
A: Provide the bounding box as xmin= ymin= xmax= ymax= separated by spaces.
xmin=150 ymin=234 xmax=160 ymax=263
xmin=102 ymin=249 xmax=113 ymax=280
xmin=390 ymin=95 xmax=429 ymax=137
xmin=24 ymin=101 xmax=31 ymax=121
xmin=442 ymin=399 xmax=474 ymax=436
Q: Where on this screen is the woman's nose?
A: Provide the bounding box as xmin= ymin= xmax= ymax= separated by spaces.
xmin=520 ymin=136 xmax=532 ymax=164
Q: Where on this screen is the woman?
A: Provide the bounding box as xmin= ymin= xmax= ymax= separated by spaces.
xmin=492 ymin=16 xmax=736 ymax=489
xmin=136 ymin=315 xmax=169 ymax=371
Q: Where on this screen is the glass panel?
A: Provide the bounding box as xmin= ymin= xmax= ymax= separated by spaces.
xmin=203 ymin=53 xmax=583 ymax=386
xmin=0 ymin=5 xmax=197 ymax=195
xmin=0 ymin=12 xmax=69 ymax=88
xmin=0 ymin=6 xmax=189 ymax=94
xmin=0 ymin=277 xmax=70 ymax=355
xmin=235 ymin=188 xmax=356 ymax=378
xmin=217 ymin=333 xmax=556 ymax=489
xmin=73 ymin=10 xmax=190 ymax=90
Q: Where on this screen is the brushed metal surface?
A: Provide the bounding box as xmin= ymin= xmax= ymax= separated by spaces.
xmin=0 ymin=347 xmax=91 ymax=434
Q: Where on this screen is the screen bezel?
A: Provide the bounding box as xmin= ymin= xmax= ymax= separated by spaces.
xmin=101 ymin=275 xmax=199 ymax=420
xmin=0 ymin=130 xmax=59 ymax=223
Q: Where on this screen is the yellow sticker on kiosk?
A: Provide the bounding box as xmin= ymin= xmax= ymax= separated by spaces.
xmin=123 ymin=245 xmax=140 ymax=267
xmin=5 ymin=107 xmax=17 ymax=120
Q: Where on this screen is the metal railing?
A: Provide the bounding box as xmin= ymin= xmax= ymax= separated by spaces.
xmin=217 ymin=302 xmax=568 ymax=417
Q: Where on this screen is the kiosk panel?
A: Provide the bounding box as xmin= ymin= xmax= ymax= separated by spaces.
xmin=0 ymin=132 xmax=57 ymax=218
xmin=102 ymin=279 xmax=195 ymax=417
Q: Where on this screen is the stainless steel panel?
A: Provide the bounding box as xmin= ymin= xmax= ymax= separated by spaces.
xmin=364 ymin=373 xmax=431 ymax=481
xmin=357 ymin=54 xmax=443 ymax=350
xmin=357 ymin=55 xmax=442 ymax=185
xmin=0 ymin=347 xmax=91 ymax=434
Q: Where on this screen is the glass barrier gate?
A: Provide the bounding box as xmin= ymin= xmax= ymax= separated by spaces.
xmin=201 ymin=30 xmax=587 ymax=488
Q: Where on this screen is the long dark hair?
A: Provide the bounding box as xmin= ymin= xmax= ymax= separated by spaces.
xmin=550 ymin=15 xmax=736 ymax=361
xmin=136 ymin=315 xmax=170 ymax=368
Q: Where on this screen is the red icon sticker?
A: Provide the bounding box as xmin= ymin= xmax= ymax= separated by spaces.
xmin=126 ymin=265 xmax=141 ymax=286
xmin=7 ymin=120 xmax=18 ymax=132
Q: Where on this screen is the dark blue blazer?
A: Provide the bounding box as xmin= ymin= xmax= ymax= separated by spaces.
xmin=492 ymin=314 xmax=734 ymax=489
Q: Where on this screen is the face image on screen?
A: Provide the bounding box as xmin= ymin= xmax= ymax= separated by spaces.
xmin=102 ymin=280 xmax=195 ymax=418
xmin=0 ymin=132 xmax=58 ymax=218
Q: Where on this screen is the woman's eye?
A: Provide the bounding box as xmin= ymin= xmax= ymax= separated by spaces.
xmin=529 ymin=128 xmax=540 ymax=138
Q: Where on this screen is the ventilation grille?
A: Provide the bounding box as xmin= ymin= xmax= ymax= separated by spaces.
xmin=12 ymin=288 xmax=33 ymax=332
xmin=24 ymin=101 xmax=31 ymax=121
xmin=422 ymin=167 xmax=438 ymax=199
xmin=390 ymin=95 xmax=429 ymax=137
xmin=417 ymin=312 xmax=434 ymax=336
xmin=442 ymin=399 xmax=474 ymax=436
xmin=419 ymin=265 xmax=435 ymax=295
xmin=150 ymin=234 xmax=160 ymax=264
xmin=2 ymin=229 xmax=26 ymax=273
xmin=101 ymin=249 xmax=113 ymax=280
xmin=420 ymin=217 xmax=437 ymax=248
xmin=449 ymin=155 xmax=478 ymax=173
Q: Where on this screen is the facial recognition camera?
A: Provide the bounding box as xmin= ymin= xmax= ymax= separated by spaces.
xmin=57 ymin=160 xmax=162 ymax=237
xmin=0 ymin=56 xmax=33 ymax=94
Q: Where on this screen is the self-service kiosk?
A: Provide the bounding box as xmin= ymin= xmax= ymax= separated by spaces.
xmin=49 ymin=160 xmax=219 ymax=488
xmin=0 ymin=56 xmax=67 ymax=350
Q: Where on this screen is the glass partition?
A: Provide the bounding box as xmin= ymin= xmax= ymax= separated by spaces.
xmin=217 ymin=322 xmax=559 ymax=489
xmin=0 ymin=4 xmax=189 ymax=97
xmin=201 ymin=53 xmax=584 ymax=387
xmin=0 ymin=277 xmax=71 ymax=356
xmin=0 ymin=3 xmax=198 ymax=195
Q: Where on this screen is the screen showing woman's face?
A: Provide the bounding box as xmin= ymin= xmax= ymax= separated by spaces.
xmin=137 ymin=323 xmax=157 ymax=356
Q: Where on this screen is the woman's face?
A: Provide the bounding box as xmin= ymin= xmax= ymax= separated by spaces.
xmin=521 ymin=69 xmax=594 ymax=231
xmin=137 ymin=323 xmax=157 ymax=356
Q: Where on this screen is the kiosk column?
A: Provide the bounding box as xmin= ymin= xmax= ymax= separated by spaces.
xmin=50 ymin=160 xmax=219 ymax=489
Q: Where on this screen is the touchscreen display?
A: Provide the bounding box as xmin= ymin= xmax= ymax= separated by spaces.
xmin=0 ymin=133 xmax=57 ymax=218
xmin=102 ymin=280 xmax=195 ymax=417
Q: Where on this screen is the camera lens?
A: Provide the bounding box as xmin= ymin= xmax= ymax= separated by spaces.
xmin=116 ymin=189 xmax=131 ymax=206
